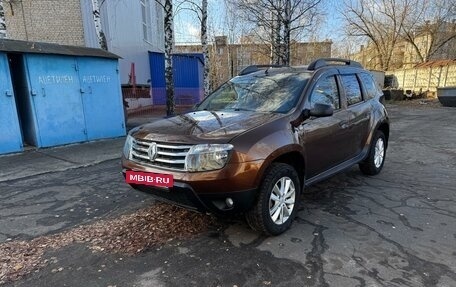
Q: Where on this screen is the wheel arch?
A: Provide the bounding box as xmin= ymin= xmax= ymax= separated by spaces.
xmin=254 ymin=146 xmax=306 ymax=191
xmin=377 ymin=121 xmax=390 ymax=149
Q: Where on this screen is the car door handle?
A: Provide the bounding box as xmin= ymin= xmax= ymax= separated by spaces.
xmin=339 ymin=121 xmax=350 ymax=129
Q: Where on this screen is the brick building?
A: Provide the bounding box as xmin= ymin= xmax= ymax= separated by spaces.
xmin=175 ymin=36 xmax=332 ymax=88
xmin=3 ymin=0 xmax=85 ymax=46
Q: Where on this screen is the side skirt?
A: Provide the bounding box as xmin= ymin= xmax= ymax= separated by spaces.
xmin=304 ymin=150 xmax=368 ymax=188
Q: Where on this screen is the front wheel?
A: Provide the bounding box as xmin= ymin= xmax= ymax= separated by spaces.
xmin=359 ymin=130 xmax=386 ymax=175
xmin=246 ymin=163 xmax=301 ymax=235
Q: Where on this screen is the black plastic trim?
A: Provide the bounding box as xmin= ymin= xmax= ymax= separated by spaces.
xmin=308 ymin=58 xmax=363 ymax=70
xmin=238 ymin=64 xmax=286 ymax=76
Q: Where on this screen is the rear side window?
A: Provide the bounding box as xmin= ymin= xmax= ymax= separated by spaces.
xmin=341 ymin=75 xmax=362 ymax=105
xmin=359 ymin=73 xmax=379 ymax=99
xmin=310 ymin=76 xmax=340 ymax=110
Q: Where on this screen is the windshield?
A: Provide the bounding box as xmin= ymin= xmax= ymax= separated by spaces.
xmin=196 ymin=72 xmax=311 ymax=113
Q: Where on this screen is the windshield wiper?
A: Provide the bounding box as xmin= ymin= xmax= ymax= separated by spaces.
xmin=229 ymin=107 xmax=254 ymax=112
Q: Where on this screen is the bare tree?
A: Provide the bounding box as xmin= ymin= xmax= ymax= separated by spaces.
xmin=91 ymin=0 xmax=108 ymax=50
xmin=0 ymin=0 xmax=6 ymax=38
xmin=231 ymin=0 xmax=322 ymax=65
xmin=401 ymin=0 xmax=456 ymax=63
xmin=177 ymin=0 xmax=210 ymax=97
xmin=156 ymin=0 xmax=175 ymax=116
xmin=342 ymin=0 xmax=414 ymax=70
xmin=200 ymin=0 xmax=209 ymax=97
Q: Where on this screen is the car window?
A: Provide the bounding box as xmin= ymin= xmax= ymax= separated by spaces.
xmin=197 ymin=72 xmax=311 ymax=113
xmin=341 ymin=75 xmax=362 ymax=105
xmin=359 ymin=73 xmax=379 ymax=99
xmin=309 ymin=75 xmax=340 ymax=110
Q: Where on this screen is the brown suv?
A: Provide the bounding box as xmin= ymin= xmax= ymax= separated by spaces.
xmin=122 ymin=58 xmax=389 ymax=235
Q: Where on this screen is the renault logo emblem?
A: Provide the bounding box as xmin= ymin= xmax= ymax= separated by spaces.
xmin=147 ymin=142 xmax=158 ymax=161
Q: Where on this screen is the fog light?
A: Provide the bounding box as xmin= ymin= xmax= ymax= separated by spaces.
xmin=225 ymin=198 xmax=234 ymax=208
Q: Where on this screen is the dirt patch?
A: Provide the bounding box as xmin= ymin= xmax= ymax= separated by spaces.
xmin=0 ymin=203 xmax=216 ymax=285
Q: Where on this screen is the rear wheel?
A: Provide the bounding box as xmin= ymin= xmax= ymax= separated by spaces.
xmin=359 ymin=130 xmax=386 ymax=175
xmin=246 ymin=163 xmax=300 ymax=235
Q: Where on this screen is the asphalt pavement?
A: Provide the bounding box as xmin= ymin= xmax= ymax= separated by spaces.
xmin=1 ymin=103 xmax=456 ymax=287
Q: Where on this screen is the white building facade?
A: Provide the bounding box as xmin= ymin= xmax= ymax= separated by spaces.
xmin=3 ymin=0 xmax=164 ymax=85
xmin=80 ymin=0 xmax=165 ymax=85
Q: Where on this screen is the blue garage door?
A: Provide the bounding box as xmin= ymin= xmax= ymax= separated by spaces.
xmin=0 ymin=53 xmax=22 ymax=154
xmin=149 ymin=52 xmax=204 ymax=105
xmin=78 ymin=57 xmax=125 ymax=140
xmin=25 ymin=54 xmax=87 ymax=147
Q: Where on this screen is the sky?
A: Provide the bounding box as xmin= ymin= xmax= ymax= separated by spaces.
xmin=173 ymin=0 xmax=347 ymax=45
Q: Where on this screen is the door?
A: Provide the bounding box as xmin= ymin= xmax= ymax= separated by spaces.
xmin=0 ymin=53 xmax=23 ymax=154
xmin=25 ymin=54 xmax=87 ymax=147
xmin=78 ymin=57 xmax=126 ymax=140
xmin=299 ymin=74 xmax=352 ymax=178
xmin=340 ymin=74 xmax=371 ymax=157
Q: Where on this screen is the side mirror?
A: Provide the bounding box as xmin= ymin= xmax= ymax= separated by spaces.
xmin=290 ymin=103 xmax=334 ymax=128
xmin=308 ymin=103 xmax=333 ymax=117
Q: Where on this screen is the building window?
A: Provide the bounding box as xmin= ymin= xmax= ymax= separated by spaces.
xmin=141 ymin=0 xmax=152 ymax=42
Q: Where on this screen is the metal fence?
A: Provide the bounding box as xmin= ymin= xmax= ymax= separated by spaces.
xmin=122 ymin=86 xmax=195 ymax=124
xmin=122 ymin=86 xmax=154 ymax=118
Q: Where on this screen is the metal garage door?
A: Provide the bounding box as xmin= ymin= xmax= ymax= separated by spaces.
xmin=0 ymin=52 xmax=23 ymax=154
xmin=25 ymin=54 xmax=87 ymax=147
xmin=78 ymin=57 xmax=125 ymax=140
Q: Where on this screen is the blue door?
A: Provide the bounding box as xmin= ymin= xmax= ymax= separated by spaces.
xmin=0 ymin=53 xmax=23 ymax=154
xmin=25 ymin=54 xmax=87 ymax=147
xmin=77 ymin=57 xmax=125 ymax=140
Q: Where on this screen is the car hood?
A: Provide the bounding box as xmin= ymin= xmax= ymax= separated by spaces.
xmin=131 ymin=110 xmax=283 ymax=143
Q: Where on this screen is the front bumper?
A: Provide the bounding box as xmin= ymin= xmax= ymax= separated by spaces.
xmin=121 ymin=157 xmax=263 ymax=214
xmin=124 ymin=174 xmax=256 ymax=214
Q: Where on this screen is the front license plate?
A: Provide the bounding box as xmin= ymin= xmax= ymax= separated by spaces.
xmin=125 ymin=171 xmax=174 ymax=188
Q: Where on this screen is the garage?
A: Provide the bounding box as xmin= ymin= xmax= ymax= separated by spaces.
xmin=0 ymin=39 xmax=126 ymax=153
xmin=0 ymin=51 xmax=22 ymax=154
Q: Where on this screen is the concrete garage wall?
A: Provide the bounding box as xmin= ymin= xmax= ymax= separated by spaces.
xmin=386 ymin=60 xmax=456 ymax=94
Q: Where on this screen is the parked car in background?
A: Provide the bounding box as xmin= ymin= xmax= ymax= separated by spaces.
xmin=122 ymin=58 xmax=390 ymax=235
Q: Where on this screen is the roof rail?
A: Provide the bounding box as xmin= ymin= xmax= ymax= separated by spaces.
xmin=308 ymin=58 xmax=363 ymax=70
xmin=238 ymin=64 xmax=286 ymax=76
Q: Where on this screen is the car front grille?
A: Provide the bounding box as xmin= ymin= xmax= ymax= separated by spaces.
xmin=130 ymin=139 xmax=193 ymax=171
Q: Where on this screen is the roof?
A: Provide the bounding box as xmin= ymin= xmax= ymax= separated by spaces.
xmin=0 ymin=39 xmax=120 ymax=59
xmin=238 ymin=58 xmax=363 ymax=76
xmin=415 ymin=59 xmax=456 ymax=68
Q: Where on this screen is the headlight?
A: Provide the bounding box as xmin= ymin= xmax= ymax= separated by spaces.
xmin=123 ymin=134 xmax=134 ymax=159
xmin=185 ymin=144 xmax=233 ymax=172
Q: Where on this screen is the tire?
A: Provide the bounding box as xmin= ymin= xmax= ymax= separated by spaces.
xmin=246 ymin=163 xmax=301 ymax=235
xmin=359 ymin=130 xmax=386 ymax=175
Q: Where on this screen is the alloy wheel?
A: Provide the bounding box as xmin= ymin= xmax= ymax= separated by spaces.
xmin=269 ymin=176 xmax=296 ymax=225
xmin=374 ymin=138 xmax=385 ymax=168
